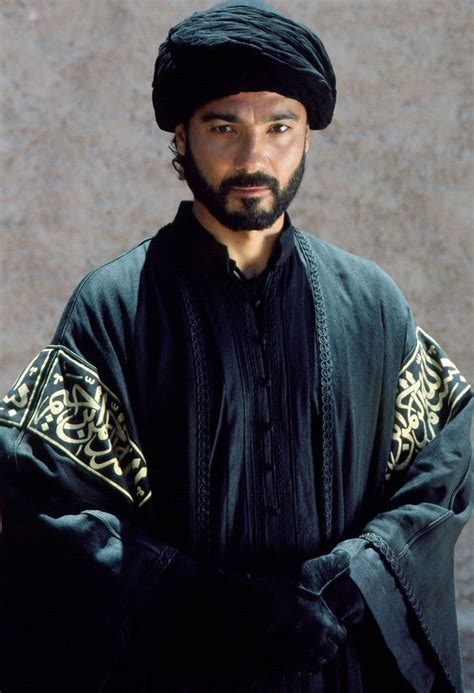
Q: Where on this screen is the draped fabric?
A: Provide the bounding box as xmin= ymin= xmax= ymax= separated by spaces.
xmin=0 ymin=202 xmax=471 ymax=692
xmin=152 ymin=1 xmax=336 ymax=132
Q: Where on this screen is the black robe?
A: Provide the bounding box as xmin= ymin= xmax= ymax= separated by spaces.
xmin=0 ymin=202 xmax=471 ymax=692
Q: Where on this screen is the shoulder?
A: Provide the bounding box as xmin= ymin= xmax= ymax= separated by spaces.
xmin=51 ymin=237 xmax=153 ymax=359
xmin=67 ymin=237 xmax=152 ymax=309
xmin=295 ymin=230 xmax=394 ymax=285
xmin=294 ymin=229 xmax=415 ymax=357
xmin=53 ymin=224 xmax=179 ymax=342
xmin=295 ymin=229 xmax=409 ymax=314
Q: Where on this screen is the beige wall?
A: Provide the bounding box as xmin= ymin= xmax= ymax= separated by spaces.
xmin=1 ymin=0 xmax=472 ymax=686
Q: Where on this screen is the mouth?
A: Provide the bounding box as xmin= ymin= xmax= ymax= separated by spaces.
xmin=230 ymin=186 xmax=270 ymax=196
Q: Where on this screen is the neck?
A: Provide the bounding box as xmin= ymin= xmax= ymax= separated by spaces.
xmin=192 ymin=200 xmax=285 ymax=278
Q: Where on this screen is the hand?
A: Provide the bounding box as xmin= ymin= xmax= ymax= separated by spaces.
xmin=291 ymin=549 xmax=365 ymax=628
xmin=160 ymin=553 xmax=348 ymax=685
xmin=250 ymin=571 xmax=348 ymax=675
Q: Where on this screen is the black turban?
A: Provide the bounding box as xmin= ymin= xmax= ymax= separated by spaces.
xmin=152 ymin=0 xmax=336 ymax=132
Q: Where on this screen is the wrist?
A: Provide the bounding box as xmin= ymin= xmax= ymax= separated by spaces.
xmin=321 ymin=571 xmax=365 ymax=626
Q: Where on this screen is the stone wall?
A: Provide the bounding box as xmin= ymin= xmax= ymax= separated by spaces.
xmin=1 ymin=0 xmax=472 ymax=687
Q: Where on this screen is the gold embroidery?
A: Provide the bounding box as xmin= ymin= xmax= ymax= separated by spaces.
xmin=0 ymin=349 xmax=53 ymax=426
xmin=0 ymin=348 xmax=151 ymax=507
xmin=387 ymin=327 xmax=471 ymax=480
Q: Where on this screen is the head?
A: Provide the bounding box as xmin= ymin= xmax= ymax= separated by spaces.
xmin=152 ymin=1 xmax=336 ymax=230
xmin=173 ymin=91 xmax=309 ymax=231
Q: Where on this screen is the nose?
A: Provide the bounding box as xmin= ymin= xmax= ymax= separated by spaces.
xmin=233 ymin=131 xmax=266 ymax=172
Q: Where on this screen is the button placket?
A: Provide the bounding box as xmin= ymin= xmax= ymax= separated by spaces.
xmin=252 ymin=308 xmax=273 ymax=464
xmin=238 ymin=269 xmax=280 ymax=540
xmin=253 ymin=291 xmax=280 ymax=532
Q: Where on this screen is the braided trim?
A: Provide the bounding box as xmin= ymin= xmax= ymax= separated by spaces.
xmin=294 ymin=230 xmax=334 ymax=542
xmin=361 ymin=531 xmax=456 ymax=690
xmin=177 ymin=274 xmax=211 ymax=557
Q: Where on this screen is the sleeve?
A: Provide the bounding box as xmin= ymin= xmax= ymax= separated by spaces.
xmin=0 ymin=345 xmax=182 ymax=691
xmin=339 ymin=325 xmax=472 ymax=693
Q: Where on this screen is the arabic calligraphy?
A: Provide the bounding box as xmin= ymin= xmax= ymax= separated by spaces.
xmin=0 ymin=349 xmax=53 ymax=425
xmin=387 ymin=327 xmax=470 ymax=480
xmin=0 ymin=347 xmax=151 ymax=507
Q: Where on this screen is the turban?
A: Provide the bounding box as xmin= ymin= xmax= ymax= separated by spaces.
xmin=152 ymin=1 xmax=336 ymax=132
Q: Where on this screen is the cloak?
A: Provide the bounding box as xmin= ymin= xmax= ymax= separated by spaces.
xmin=0 ymin=203 xmax=471 ymax=691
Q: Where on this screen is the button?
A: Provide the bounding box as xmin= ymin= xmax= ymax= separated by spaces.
xmin=254 ymin=299 xmax=262 ymax=308
xmin=255 ymin=336 xmax=267 ymax=348
xmin=259 ymin=421 xmax=273 ymax=432
xmin=259 ymin=377 xmax=271 ymax=388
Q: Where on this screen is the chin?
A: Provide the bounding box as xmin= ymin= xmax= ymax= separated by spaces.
xmin=227 ymin=196 xmax=272 ymax=215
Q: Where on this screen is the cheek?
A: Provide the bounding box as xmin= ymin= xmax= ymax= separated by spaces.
xmin=192 ymin=142 xmax=231 ymax=177
xmin=271 ymin=132 xmax=306 ymax=158
xmin=275 ymin=144 xmax=305 ymax=179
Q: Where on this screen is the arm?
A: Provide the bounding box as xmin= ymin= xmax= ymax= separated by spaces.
xmin=339 ymin=326 xmax=472 ymax=692
xmin=0 ymin=346 xmax=179 ymax=691
xmin=293 ymin=233 xmax=471 ymax=690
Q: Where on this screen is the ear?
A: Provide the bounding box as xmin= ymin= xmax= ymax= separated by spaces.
xmin=304 ymin=124 xmax=310 ymax=154
xmin=175 ymin=124 xmax=187 ymax=156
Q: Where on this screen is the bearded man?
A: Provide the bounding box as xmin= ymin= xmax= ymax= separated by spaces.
xmin=0 ymin=2 xmax=471 ymax=692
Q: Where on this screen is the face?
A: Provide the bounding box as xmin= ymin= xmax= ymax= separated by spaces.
xmin=175 ymin=91 xmax=309 ymax=232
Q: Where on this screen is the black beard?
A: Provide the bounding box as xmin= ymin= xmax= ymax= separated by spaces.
xmin=181 ymin=146 xmax=306 ymax=231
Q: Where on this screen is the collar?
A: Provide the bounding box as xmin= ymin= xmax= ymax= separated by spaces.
xmin=169 ymin=200 xmax=296 ymax=277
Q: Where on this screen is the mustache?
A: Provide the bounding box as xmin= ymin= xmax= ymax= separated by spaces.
xmin=219 ymin=172 xmax=279 ymax=194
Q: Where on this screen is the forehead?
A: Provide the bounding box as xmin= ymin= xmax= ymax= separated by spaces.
xmin=191 ymin=91 xmax=308 ymax=123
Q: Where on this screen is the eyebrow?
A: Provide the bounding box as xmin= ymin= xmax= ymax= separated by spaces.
xmin=200 ymin=110 xmax=301 ymax=123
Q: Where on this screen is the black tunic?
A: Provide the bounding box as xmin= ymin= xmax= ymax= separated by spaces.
xmin=130 ymin=207 xmax=323 ymax=573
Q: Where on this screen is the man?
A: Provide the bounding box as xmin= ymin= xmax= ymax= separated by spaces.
xmin=0 ymin=1 xmax=471 ymax=691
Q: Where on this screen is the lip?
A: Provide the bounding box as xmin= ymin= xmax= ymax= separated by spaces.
xmin=231 ymin=186 xmax=270 ymax=195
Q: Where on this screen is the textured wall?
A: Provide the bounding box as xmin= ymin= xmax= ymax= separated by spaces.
xmin=1 ymin=0 xmax=472 ymax=687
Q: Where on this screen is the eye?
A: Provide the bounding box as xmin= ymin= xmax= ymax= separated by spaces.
xmin=269 ymin=123 xmax=290 ymax=134
xmin=212 ymin=124 xmax=234 ymax=134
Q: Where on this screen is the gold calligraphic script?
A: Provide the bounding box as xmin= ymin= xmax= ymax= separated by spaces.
xmin=0 ymin=348 xmax=151 ymax=507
